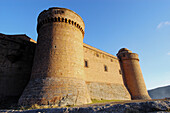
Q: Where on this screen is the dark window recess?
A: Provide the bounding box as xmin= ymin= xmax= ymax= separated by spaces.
xmin=65 ymin=18 xmax=67 ymax=23
xmin=104 ymin=65 xmax=108 ymax=72
xmin=85 ymin=60 xmax=88 ymax=67
xmin=62 ymin=18 xmax=64 ymax=22
xmin=123 ymin=54 xmax=125 ymax=57
xmin=96 ymin=54 xmax=99 ymax=57
xmin=54 ymin=45 xmax=56 ymax=48
xmin=111 ymin=59 xmax=113 ymax=62
xmin=68 ymin=20 xmax=71 ymax=24
xmin=119 ymin=69 xmax=122 ymax=75
xmin=58 ymin=17 xmax=60 ymax=22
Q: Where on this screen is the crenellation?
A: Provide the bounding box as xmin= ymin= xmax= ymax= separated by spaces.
xmin=18 ymin=7 xmax=91 ymax=106
xmin=37 ymin=16 xmax=85 ymax=35
xmin=0 ymin=7 xmax=151 ymax=107
xmin=37 ymin=17 xmax=84 ymax=35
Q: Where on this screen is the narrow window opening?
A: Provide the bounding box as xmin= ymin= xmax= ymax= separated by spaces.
xmin=119 ymin=69 xmax=122 ymax=75
xmin=58 ymin=17 xmax=60 ymax=22
xmin=62 ymin=18 xmax=64 ymax=22
xmin=68 ymin=20 xmax=71 ymax=24
xmin=111 ymin=59 xmax=113 ymax=62
xmin=54 ymin=17 xmax=57 ymax=22
xmin=65 ymin=18 xmax=67 ymax=23
xmin=104 ymin=65 xmax=108 ymax=72
xmin=84 ymin=60 xmax=88 ymax=67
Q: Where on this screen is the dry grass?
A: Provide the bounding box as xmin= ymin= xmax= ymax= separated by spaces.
xmin=19 ymin=104 xmax=60 ymax=110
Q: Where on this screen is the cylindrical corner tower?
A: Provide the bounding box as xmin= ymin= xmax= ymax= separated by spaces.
xmin=117 ymin=48 xmax=151 ymax=100
xmin=18 ymin=7 xmax=91 ymax=106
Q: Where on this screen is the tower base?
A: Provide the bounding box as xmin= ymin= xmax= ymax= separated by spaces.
xmin=132 ymin=95 xmax=151 ymax=100
xmin=18 ymin=77 xmax=91 ymax=106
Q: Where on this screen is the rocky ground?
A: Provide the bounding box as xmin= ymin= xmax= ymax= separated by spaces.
xmin=0 ymin=99 xmax=170 ymax=113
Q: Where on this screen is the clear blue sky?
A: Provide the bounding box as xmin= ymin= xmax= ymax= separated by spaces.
xmin=0 ymin=0 xmax=170 ymax=90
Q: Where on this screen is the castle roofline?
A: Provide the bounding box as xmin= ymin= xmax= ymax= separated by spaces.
xmin=83 ymin=43 xmax=118 ymax=59
xmin=0 ymin=33 xmax=36 ymax=43
xmin=0 ymin=33 xmax=27 ymax=37
xmin=117 ymin=48 xmax=132 ymax=54
xmin=39 ymin=7 xmax=85 ymax=27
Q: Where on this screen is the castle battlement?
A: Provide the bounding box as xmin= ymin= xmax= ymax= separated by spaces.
xmin=0 ymin=7 xmax=150 ymax=107
xmin=37 ymin=7 xmax=85 ymax=35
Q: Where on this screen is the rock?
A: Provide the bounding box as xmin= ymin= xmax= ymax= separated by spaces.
xmin=0 ymin=100 xmax=170 ymax=113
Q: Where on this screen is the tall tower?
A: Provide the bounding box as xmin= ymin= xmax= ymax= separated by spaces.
xmin=18 ymin=7 xmax=91 ymax=106
xmin=117 ymin=48 xmax=151 ymax=100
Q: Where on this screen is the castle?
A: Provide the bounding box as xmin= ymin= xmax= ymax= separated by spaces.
xmin=0 ymin=7 xmax=151 ymax=107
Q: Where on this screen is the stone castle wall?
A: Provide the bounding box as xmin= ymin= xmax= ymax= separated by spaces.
xmin=0 ymin=32 xmax=131 ymax=104
xmin=0 ymin=33 xmax=36 ymax=103
xmin=83 ymin=43 xmax=123 ymax=83
xmin=18 ymin=7 xmax=91 ymax=106
xmin=83 ymin=43 xmax=131 ymax=100
xmin=117 ymin=48 xmax=151 ymax=100
xmin=0 ymin=7 xmax=150 ymax=107
xmin=0 ymin=33 xmax=131 ymax=104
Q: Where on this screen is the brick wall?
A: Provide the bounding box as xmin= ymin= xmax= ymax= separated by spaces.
xmin=83 ymin=44 xmax=131 ymax=100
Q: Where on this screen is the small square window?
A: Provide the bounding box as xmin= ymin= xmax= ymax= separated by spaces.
xmin=104 ymin=65 xmax=108 ymax=72
xmin=84 ymin=60 xmax=88 ymax=67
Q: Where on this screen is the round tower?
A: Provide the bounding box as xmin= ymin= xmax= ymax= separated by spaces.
xmin=117 ymin=48 xmax=151 ymax=100
xmin=18 ymin=7 xmax=91 ymax=106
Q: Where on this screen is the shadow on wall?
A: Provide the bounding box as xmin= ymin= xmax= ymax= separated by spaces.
xmin=0 ymin=33 xmax=36 ymax=109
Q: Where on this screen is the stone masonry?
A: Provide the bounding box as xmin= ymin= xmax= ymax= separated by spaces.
xmin=117 ymin=48 xmax=151 ymax=100
xmin=0 ymin=7 xmax=151 ymax=107
xmin=0 ymin=33 xmax=36 ymax=104
xmin=18 ymin=7 xmax=91 ymax=106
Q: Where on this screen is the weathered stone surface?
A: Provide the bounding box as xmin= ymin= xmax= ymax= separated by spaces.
xmin=1 ymin=100 xmax=170 ymax=113
xmin=18 ymin=7 xmax=91 ymax=106
xmin=19 ymin=77 xmax=91 ymax=106
xmin=83 ymin=44 xmax=131 ymax=101
xmin=117 ymin=48 xmax=151 ymax=100
xmin=0 ymin=33 xmax=36 ymax=106
xmin=1 ymin=7 xmax=151 ymax=107
xmin=83 ymin=43 xmax=124 ymax=84
xmin=86 ymin=82 xmax=131 ymax=100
